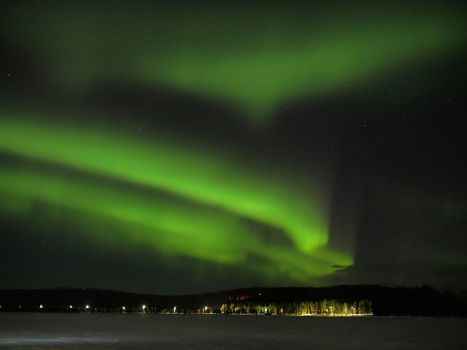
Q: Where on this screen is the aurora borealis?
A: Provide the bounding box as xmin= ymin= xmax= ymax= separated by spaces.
xmin=2 ymin=1 xmax=464 ymax=122
xmin=0 ymin=112 xmax=347 ymax=281
xmin=1 ymin=0 xmax=466 ymax=293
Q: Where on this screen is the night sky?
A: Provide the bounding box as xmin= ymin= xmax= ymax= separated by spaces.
xmin=0 ymin=0 xmax=466 ymax=294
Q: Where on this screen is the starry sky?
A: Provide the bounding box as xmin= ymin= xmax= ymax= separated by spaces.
xmin=0 ymin=0 xmax=466 ymax=294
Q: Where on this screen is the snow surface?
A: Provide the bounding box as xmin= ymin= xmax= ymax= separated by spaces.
xmin=0 ymin=313 xmax=466 ymax=349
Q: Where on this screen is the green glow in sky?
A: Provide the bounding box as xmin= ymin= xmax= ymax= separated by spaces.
xmin=1 ymin=1 xmax=464 ymax=289
xmin=0 ymin=111 xmax=350 ymax=282
xmin=150 ymin=18 xmax=461 ymax=120
xmin=2 ymin=2 xmax=464 ymax=123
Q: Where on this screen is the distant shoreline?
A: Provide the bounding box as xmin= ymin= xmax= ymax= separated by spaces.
xmin=1 ymin=285 xmax=466 ymax=317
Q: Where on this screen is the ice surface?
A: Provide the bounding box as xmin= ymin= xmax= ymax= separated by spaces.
xmin=0 ymin=313 xmax=466 ymax=349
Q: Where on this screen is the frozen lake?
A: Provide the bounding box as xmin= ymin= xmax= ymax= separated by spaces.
xmin=0 ymin=313 xmax=466 ymax=349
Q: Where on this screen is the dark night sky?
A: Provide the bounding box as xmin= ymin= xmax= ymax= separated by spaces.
xmin=0 ymin=0 xmax=466 ymax=294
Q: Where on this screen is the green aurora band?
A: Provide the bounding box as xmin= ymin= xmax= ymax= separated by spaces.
xmin=0 ymin=112 xmax=347 ymax=282
xmin=2 ymin=1 xmax=465 ymax=123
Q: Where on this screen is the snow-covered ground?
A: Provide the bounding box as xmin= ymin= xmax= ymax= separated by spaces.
xmin=0 ymin=313 xmax=465 ymax=349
